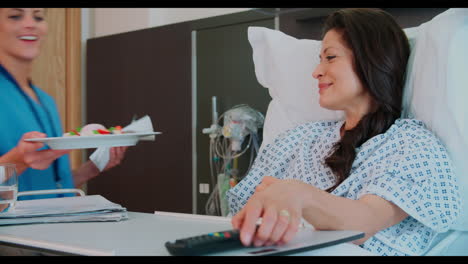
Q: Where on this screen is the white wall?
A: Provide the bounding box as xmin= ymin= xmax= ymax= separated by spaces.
xmin=148 ymin=8 xmax=251 ymax=29
xmin=88 ymin=8 xmax=251 ymax=38
xmin=93 ymin=8 xmax=150 ymax=38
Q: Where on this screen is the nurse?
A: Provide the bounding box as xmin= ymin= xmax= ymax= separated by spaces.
xmin=0 ymin=8 xmax=127 ymax=200
xmin=227 ymin=8 xmax=461 ymax=256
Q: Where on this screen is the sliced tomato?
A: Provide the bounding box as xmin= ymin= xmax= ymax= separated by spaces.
xmin=71 ymin=129 xmax=80 ymax=136
xmin=97 ymin=129 xmax=111 ymax=134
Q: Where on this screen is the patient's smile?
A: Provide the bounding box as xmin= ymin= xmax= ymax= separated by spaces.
xmin=318 ymin=83 xmax=332 ymax=94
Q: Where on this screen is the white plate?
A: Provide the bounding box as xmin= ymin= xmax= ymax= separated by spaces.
xmin=24 ymin=132 xmax=162 ymax=150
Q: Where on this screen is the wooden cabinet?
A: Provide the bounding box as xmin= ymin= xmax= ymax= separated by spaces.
xmin=86 ymin=22 xmax=193 ymax=213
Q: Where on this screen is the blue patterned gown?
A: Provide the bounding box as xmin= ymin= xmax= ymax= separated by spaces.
xmin=226 ymin=119 xmax=461 ymax=256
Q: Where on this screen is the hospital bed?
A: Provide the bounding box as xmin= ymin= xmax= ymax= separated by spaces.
xmin=247 ymin=8 xmax=468 ymax=255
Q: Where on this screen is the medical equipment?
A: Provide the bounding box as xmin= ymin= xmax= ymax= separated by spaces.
xmin=202 ymin=97 xmax=264 ymax=216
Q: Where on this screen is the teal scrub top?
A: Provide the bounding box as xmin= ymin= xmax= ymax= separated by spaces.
xmin=0 ymin=64 xmax=74 ymax=200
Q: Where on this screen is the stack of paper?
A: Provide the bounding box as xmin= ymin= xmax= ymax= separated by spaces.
xmin=0 ymin=195 xmax=128 ymax=226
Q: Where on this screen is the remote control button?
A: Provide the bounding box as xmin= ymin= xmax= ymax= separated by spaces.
xmin=165 ymin=229 xmax=246 ymax=256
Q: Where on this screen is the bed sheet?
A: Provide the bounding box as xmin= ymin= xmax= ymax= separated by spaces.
xmin=293 ymin=230 xmax=468 ymax=256
xmin=425 ymin=230 xmax=468 ymax=256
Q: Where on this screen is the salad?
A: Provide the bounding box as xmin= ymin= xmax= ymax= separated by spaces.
xmin=63 ymin=123 xmax=124 ymax=137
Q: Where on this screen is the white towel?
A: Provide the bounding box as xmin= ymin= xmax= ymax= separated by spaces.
xmin=90 ymin=115 xmax=154 ymax=172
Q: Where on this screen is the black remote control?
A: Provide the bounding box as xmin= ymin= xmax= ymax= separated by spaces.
xmin=165 ymin=229 xmax=248 ymax=256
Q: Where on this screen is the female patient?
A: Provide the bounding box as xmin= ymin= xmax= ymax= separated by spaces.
xmin=0 ymin=8 xmax=127 ymax=202
xmin=227 ymin=8 xmax=461 ymax=256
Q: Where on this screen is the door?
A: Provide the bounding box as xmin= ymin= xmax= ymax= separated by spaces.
xmin=195 ymin=18 xmax=275 ymax=215
xmin=31 ymin=8 xmax=83 ymax=171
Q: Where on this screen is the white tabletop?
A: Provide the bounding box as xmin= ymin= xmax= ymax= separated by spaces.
xmin=0 ymin=211 xmax=375 ymax=256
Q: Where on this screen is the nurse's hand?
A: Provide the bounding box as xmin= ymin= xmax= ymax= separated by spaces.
xmin=17 ymin=132 xmax=71 ymax=171
xmin=231 ymin=178 xmax=306 ymax=247
xmin=103 ymin=146 xmax=128 ymax=171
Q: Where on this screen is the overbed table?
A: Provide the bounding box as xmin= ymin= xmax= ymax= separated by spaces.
xmin=0 ymin=211 xmax=375 ymax=256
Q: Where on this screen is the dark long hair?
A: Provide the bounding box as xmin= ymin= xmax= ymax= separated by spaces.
xmin=323 ymin=8 xmax=410 ymax=192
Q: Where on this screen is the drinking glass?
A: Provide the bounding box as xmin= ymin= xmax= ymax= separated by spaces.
xmin=0 ymin=163 xmax=18 ymax=213
xmin=0 ymin=163 xmax=85 ymax=214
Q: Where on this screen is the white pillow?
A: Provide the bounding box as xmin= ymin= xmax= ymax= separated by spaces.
xmin=248 ymin=8 xmax=468 ymax=230
xmin=248 ymin=26 xmax=344 ymax=147
xmin=401 ymin=8 xmax=468 ymax=231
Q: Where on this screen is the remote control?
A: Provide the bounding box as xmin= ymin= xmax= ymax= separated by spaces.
xmin=165 ymin=229 xmax=248 ymax=256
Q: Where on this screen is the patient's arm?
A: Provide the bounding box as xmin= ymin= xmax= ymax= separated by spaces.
xmin=301 ymin=185 xmax=409 ymax=245
xmin=255 ymin=176 xmax=280 ymax=192
xmin=232 ymin=179 xmax=408 ymax=247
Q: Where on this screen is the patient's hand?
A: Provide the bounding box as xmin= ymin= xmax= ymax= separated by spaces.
xmin=232 ymin=178 xmax=307 ymax=247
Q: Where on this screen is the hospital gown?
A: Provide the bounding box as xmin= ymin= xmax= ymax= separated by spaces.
xmin=226 ymin=119 xmax=461 ymax=256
